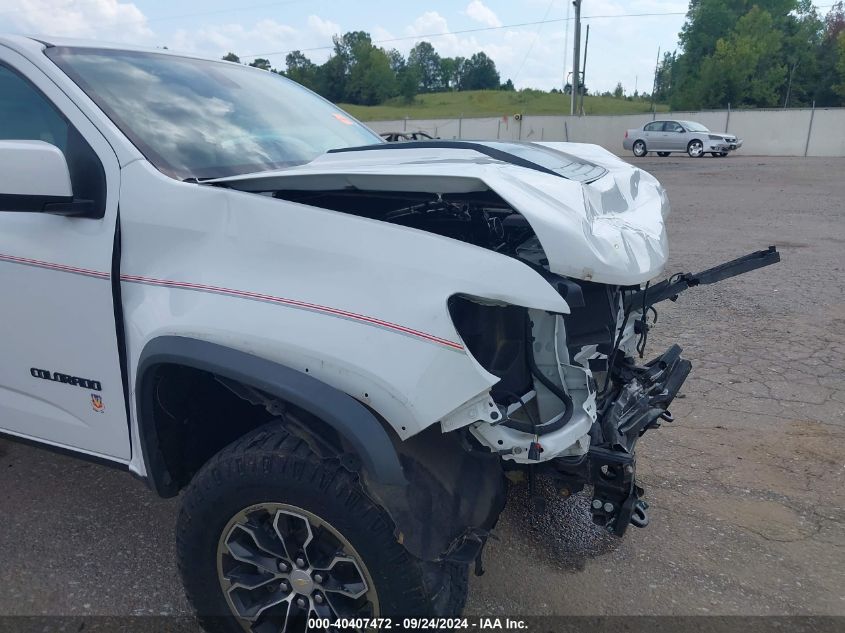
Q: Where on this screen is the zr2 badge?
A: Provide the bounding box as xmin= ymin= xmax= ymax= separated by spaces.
xmin=91 ymin=393 xmax=105 ymax=413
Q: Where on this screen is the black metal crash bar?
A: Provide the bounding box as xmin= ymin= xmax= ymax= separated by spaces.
xmin=625 ymin=246 xmax=781 ymax=311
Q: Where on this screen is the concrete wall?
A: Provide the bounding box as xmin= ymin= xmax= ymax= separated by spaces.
xmin=366 ymin=107 xmax=845 ymax=157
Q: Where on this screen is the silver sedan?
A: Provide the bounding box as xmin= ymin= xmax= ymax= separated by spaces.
xmin=623 ymin=119 xmax=743 ymax=158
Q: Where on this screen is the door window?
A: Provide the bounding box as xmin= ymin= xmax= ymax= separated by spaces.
xmin=0 ymin=65 xmax=68 ymax=149
xmin=664 ymin=122 xmax=684 ymax=133
xmin=644 ymin=122 xmax=662 ymax=132
xmin=0 ymin=64 xmax=105 ymax=216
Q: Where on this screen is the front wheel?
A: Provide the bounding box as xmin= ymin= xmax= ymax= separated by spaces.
xmin=720 ymin=151 xmax=729 ymax=157
xmin=632 ymin=140 xmax=648 ymax=157
xmin=177 ymin=422 xmax=468 ymax=632
xmin=687 ymin=139 xmax=704 ymax=158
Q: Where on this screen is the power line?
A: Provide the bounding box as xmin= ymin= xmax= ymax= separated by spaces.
xmin=3 ymin=0 xmax=838 ymax=58
xmin=1 ymin=0 xmax=836 ymax=26
xmin=243 ymin=11 xmax=692 ymax=58
xmin=159 ymin=0 xmax=840 ymax=45
xmin=512 ymin=0 xmax=556 ymax=83
xmin=241 ymin=1 xmax=842 ymax=59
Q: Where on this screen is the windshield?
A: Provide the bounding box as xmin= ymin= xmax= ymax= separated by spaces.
xmin=679 ymin=120 xmax=709 ymax=132
xmin=46 ymin=48 xmax=382 ymax=180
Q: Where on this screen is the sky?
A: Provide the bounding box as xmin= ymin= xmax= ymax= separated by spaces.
xmin=0 ymin=0 xmax=706 ymax=94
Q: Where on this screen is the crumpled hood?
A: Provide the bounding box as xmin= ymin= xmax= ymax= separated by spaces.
xmin=210 ymin=141 xmax=669 ymax=285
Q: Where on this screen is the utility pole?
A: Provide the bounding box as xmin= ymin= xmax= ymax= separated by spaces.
xmin=649 ymin=46 xmax=660 ymax=114
xmin=579 ymin=24 xmax=590 ymax=115
xmin=784 ymin=60 xmax=797 ymax=109
xmin=570 ymin=0 xmax=582 ymax=116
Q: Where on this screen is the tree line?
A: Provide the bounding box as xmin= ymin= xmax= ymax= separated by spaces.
xmin=224 ymin=1 xmax=845 ymax=111
xmin=225 ymin=32 xmax=514 ymax=105
xmin=654 ymin=0 xmax=845 ymax=109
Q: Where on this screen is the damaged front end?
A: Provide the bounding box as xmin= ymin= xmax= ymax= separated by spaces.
xmin=452 ymin=246 xmax=780 ymax=537
xmin=554 ymin=343 xmax=692 ymax=536
xmin=211 ymin=140 xmax=780 ymax=552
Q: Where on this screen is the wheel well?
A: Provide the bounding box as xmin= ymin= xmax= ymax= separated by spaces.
xmin=136 ymin=336 xmax=410 ymax=497
xmin=136 ymin=343 xmax=508 ymax=561
xmin=139 ymin=362 xmax=507 ymax=562
xmin=142 ymin=364 xmax=345 ymax=496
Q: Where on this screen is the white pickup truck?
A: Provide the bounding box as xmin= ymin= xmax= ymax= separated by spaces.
xmin=0 ymin=35 xmax=779 ymax=632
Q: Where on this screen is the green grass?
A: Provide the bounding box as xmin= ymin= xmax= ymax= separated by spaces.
xmin=338 ymin=90 xmax=669 ymax=121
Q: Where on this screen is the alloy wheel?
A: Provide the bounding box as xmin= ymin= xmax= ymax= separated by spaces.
xmin=217 ymin=503 xmax=378 ymax=632
xmin=688 ymin=140 xmax=703 ymax=157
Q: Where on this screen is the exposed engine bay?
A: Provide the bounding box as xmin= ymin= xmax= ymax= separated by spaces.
xmin=214 ymin=141 xmax=781 ymax=539
xmin=274 ymin=188 xmax=537 ymax=259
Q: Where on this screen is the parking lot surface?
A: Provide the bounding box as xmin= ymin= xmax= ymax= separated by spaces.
xmin=2 ymin=155 xmax=844 ymax=617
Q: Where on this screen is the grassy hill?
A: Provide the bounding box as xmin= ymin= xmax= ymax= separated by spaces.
xmin=339 ymin=90 xmax=669 ymax=121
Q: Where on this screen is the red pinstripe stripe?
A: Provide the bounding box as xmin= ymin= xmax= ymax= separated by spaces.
xmin=120 ymin=274 xmax=465 ymax=351
xmin=0 ymin=252 xmax=110 ymax=279
xmin=0 ymin=251 xmax=464 ymax=351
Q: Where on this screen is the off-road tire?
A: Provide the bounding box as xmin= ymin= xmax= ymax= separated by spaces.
xmin=632 ymin=140 xmax=648 ymax=157
xmin=176 ymin=422 xmax=468 ymax=632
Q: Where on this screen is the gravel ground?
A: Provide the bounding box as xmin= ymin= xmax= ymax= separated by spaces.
xmin=1 ymin=155 xmax=843 ymax=619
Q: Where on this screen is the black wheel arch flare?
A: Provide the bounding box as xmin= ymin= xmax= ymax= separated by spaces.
xmin=134 ymin=335 xmax=505 ymax=562
xmin=135 ymin=336 xmax=406 ymax=495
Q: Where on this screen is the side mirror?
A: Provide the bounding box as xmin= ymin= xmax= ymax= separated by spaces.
xmin=0 ymin=140 xmax=91 ymax=216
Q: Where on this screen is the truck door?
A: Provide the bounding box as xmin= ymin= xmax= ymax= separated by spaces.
xmin=0 ymin=50 xmax=130 ymax=461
